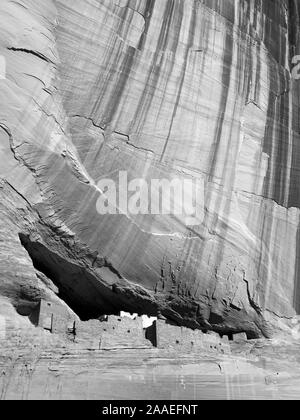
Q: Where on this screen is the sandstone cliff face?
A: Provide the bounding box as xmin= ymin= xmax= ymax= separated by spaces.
xmin=1 ymin=0 xmax=300 ymax=339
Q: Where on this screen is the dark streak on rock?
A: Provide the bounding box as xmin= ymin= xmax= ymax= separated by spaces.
xmin=7 ymin=47 xmax=54 ymax=65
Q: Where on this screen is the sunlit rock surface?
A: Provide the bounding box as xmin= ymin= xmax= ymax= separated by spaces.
xmin=1 ymin=0 xmax=300 ymax=347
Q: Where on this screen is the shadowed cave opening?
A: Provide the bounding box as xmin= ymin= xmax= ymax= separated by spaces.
xmin=18 ymin=233 xmax=262 ymax=341
xmin=18 ymin=233 xmax=159 ymax=322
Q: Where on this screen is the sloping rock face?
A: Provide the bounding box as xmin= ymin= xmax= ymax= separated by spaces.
xmin=1 ymin=0 xmax=300 ymax=339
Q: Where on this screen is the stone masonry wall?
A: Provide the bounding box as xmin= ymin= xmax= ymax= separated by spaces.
xmin=154 ymin=320 xmax=231 ymax=355
xmin=75 ymin=316 xmax=152 ymax=350
xmin=34 ymin=299 xmax=248 ymax=353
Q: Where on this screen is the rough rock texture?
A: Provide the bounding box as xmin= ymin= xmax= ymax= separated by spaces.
xmin=1 ymin=0 xmax=300 ymax=341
